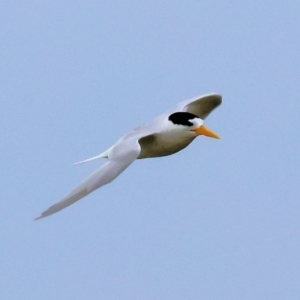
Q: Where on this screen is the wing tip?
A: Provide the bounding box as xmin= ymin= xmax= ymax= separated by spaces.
xmin=206 ymin=93 xmax=222 ymax=105
xmin=34 ymin=215 xmax=43 ymax=221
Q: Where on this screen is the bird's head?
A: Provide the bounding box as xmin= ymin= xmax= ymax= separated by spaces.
xmin=168 ymin=112 xmax=220 ymax=139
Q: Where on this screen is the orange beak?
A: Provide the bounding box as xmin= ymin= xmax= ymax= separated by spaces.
xmin=191 ymin=125 xmax=220 ymax=139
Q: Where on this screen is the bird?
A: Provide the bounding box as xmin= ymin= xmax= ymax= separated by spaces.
xmin=35 ymin=93 xmax=222 ymax=220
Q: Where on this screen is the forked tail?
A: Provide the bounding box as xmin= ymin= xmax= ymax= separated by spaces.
xmin=73 ymin=150 xmax=110 ymax=165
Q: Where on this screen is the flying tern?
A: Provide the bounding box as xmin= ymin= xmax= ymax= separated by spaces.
xmin=35 ymin=93 xmax=222 ymax=220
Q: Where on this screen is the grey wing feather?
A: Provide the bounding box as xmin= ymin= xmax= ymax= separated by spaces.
xmin=35 ymin=137 xmax=141 ymax=220
xmin=169 ymin=93 xmax=222 ymax=119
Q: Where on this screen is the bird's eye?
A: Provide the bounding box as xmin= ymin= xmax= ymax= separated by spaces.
xmin=168 ymin=112 xmax=198 ymax=126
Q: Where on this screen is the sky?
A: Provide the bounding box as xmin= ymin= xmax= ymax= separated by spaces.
xmin=1 ymin=1 xmax=300 ymax=299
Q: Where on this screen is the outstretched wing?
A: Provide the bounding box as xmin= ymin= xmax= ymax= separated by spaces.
xmin=35 ymin=137 xmax=142 ymax=220
xmin=169 ymin=93 xmax=222 ymax=120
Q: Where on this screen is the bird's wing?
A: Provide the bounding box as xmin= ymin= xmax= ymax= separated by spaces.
xmin=35 ymin=136 xmax=142 ymax=220
xmin=168 ymin=93 xmax=222 ymax=120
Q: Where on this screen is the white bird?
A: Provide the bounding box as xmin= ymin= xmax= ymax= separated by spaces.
xmin=35 ymin=93 xmax=222 ymax=220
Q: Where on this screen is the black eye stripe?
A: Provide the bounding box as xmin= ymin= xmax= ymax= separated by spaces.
xmin=168 ymin=112 xmax=198 ymax=126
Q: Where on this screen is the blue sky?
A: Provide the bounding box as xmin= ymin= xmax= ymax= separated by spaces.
xmin=1 ymin=1 xmax=300 ymax=299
